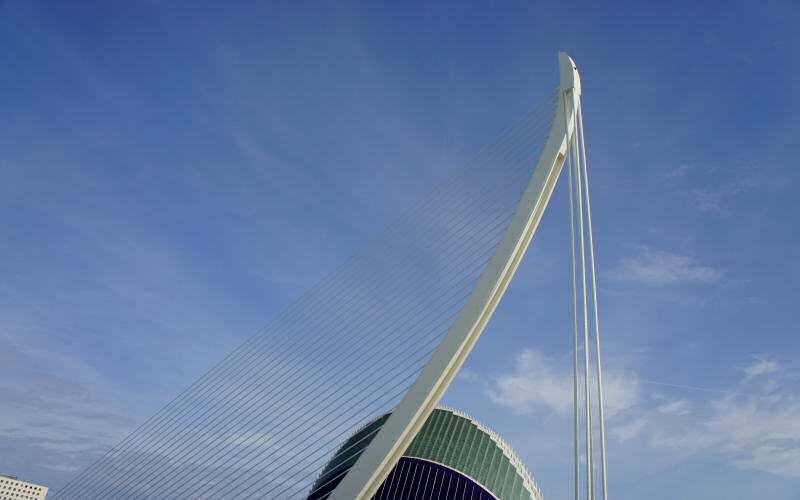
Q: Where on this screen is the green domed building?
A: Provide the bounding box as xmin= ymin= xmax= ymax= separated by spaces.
xmin=308 ymin=407 xmax=542 ymax=500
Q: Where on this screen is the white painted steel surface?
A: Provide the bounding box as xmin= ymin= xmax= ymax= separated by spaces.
xmin=330 ymin=52 xmax=583 ymax=500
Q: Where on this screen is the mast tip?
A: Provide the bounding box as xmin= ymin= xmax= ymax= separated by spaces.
xmin=559 ymin=52 xmax=581 ymax=96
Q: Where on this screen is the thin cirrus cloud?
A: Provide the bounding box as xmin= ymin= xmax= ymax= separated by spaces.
xmin=607 ymin=248 xmax=722 ymax=286
xmin=647 ymin=374 xmax=800 ymax=478
xmin=685 ymin=166 xmax=790 ymax=213
xmin=485 ymin=349 xmax=800 ymax=478
xmin=743 ymin=357 xmax=779 ymax=378
xmin=484 ymin=348 xmax=640 ymax=418
xmin=0 ymin=333 xmax=139 ymax=484
xmin=661 ymin=163 xmax=695 ymax=180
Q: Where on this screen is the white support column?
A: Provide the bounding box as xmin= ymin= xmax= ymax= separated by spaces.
xmin=567 ymin=62 xmax=610 ymax=500
xmin=565 ymin=80 xmax=581 ymax=500
xmin=578 ymin=100 xmax=609 ymax=500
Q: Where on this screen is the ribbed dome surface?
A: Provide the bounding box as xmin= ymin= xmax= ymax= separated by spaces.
xmin=308 ymin=407 xmax=542 ymax=500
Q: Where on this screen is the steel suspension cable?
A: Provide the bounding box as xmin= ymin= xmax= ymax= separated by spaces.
xmin=162 ymin=189 xmax=532 ymax=498
xmin=57 ymin=93 xmax=559 ymax=499
xmin=57 ymin=91 xmax=557 ymax=498
xmin=73 ymin=114 xmax=552 ymax=500
xmin=100 ymin=132 xmax=548 ymax=496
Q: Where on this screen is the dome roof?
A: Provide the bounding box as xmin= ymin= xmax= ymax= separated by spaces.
xmin=308 ymin=407 xmax=542 ymax=500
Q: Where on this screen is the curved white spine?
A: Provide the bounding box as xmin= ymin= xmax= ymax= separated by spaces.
xmin=330 ymin=52 xmax=582 ymax=500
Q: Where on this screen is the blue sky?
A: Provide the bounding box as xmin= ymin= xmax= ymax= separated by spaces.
xmin=1 ymin=0 xmax=799 ymax=498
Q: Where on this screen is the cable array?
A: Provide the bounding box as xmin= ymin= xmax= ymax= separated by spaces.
xmin=53 ymin=90 xmax=559 ymax=499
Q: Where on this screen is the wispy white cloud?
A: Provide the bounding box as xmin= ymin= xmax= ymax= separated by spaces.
xmin=608 ymin=248 xmax=722 ymax=285
xmin=656 ymin=398 xmax=691 ymax=415
xmin=484 ymin=348 xmax=800 ymax=478
xmin=627 ymin=358 xmax=800 ymax=478
xmin=648 ymin=388 xmax=800 ymax=477
xmin=485 ymin=349 xmax=640 ymax=418
xmin=601 ymin=371 xmax=642 ymax=417
xmin=661 ymin=163 xmax=695 ymax=179
xmin=486 ymin=349 xmax=573 ymax=415
xmin=0 ymin=332 xmax=143 ymax=485
xmin=612 ymin=417 xmax=647 ymax=443
xmin=687 ymin=166 xmax=790 ymax=213
xmin=743 ymin=357 xmax=779 ymax=378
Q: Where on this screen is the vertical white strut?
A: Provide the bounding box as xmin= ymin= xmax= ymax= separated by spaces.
xmin=567 ymin=60 xmax=609 ymax=500
xmin=565 ymin=91 xmax=580 ymax=500
xmin=570 ymin=87 xmax=594 ymax=500
xmin=578 ymin=101 xmax=608 ymax=500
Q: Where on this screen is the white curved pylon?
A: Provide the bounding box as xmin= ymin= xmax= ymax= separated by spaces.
xmin=330 ymin=52 xmax=582 ymax=500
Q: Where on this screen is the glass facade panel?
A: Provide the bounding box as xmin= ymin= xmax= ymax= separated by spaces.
xmin=486 ymin=444 xmax=503 ymax=493
xmin=458 ymin=423 xmax=478 ymax=473
xmin=445 ymin=417 xmax=468 ymax=465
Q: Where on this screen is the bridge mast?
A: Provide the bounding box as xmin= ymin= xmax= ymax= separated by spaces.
xmin=563 ymin=52 xmax=609 ymax=500
xmin=331 ymin=52 xmax=587 ymax=500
